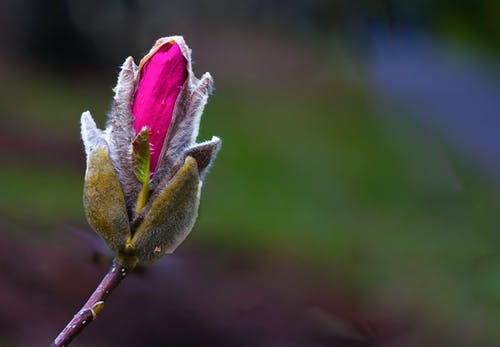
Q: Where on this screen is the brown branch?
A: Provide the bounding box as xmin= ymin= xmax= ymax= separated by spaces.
xmin=50 ymin=258 xmax=132 ymax=347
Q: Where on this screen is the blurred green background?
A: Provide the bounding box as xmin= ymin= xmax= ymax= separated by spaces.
xmin=0 ymin=1 xmax=499 ymax=346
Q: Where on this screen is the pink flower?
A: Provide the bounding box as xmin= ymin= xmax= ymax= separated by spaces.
xmin=132 ymin=41 xmax=187 ymax=174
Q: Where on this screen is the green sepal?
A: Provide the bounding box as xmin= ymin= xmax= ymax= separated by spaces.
xmin=84 ymin=148 xmax=131 ymax=252
xmin=131 ymin=156 xmax=201 ymax=263
xmin=132 ymin=128 xmax=150 ymax=185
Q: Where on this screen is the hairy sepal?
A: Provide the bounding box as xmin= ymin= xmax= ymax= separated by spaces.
xmin=163 ymin=136 xmax=221 ymax=183
xmin=84 ymin=147 xmax=131 ymax=252
xmin=107 ymin=56 xmax=140 ymax=216
xmin=131 ymin=156 xmax=201 ymax=263
xmin=81 ymin=111 xmax=107 ymax=156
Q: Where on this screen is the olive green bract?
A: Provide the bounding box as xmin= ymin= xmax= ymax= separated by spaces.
xmin=132 ymin=156 xmax=201 ymax=263
xmin=84 ymin=148 xmax=131 ymax=252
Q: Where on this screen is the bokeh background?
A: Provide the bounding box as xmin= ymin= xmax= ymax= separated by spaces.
xmin=1 ymin=1 xmax=499 ymax=346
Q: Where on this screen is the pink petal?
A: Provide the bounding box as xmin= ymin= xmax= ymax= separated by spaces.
xmin=132 ymin=42 xmax=187 ymax=174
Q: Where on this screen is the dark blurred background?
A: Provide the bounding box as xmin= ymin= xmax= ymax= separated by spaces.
xmin=0 ymin=1 xmax=499 ymax=346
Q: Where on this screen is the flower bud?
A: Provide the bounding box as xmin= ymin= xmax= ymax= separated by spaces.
xmin=80 ymin=36 xmax=220 ymax=265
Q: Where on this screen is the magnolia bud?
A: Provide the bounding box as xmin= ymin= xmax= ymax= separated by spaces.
xmin=80 ymin=36 xmax=221 ymax=266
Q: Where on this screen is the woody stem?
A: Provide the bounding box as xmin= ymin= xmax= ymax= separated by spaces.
xmin=50 ymin=258 xmax=133 ymax=347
